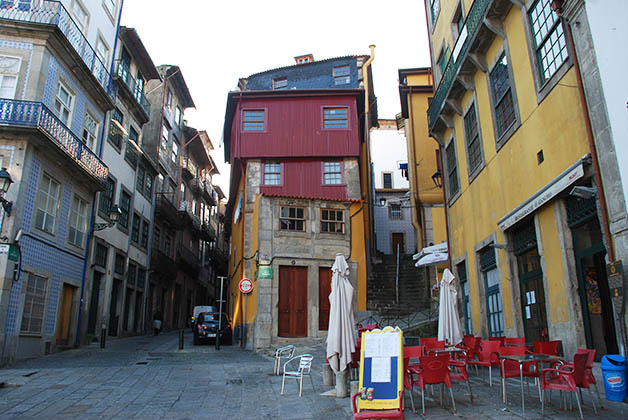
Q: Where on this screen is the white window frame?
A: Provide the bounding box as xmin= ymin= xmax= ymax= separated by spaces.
xmin=382 ymin=172 xmax=393 ymax=189
xmin=323 ymin=161 xmax=342 ymax=185
xmin=54 ymin=81 xmax=74 ymax=126
xmin=35 ymin=173 xmax=61 ymax=234
xmin=68 ymin=194 xmax=88 ymax=248
xmin=171 ymin=139 xmax=179 ymax=163
xmin=95 ymin=35 xmax=109 ymax=67
xmin=20 ymin=273 xmax=48 ymax=334
xmin=0 ymin=55 xmax=20 ymax=99
xmin=160 ymin=123 xmax=169 ymax=150
xmin=81 ymin=112 xmax=98 ymax=150
xmin=175 ymin=106 xmax=182 ymax=126
xmin=102 ymin=0 xmax=117 ymax=20
xmin=71 ymin=0 xmax=89 ymax=33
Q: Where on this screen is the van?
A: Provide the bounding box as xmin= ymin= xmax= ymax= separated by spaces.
xmin=191 ymin=305 xmax=216 ymax=328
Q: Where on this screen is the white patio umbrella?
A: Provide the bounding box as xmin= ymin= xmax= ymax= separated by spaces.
xmin=326 ymin=254 xmax=356 ymax=374
xmin=437 ymin=268 xmax=463 ymax=346
xmin=415 ymin=252 xmax=449 ymax=267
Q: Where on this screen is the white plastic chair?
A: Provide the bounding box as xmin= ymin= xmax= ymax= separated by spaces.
xmin=281 ymin=354 xmax=314 ymax=397
xmin=274 ymin=344 xmax=296 ymax=375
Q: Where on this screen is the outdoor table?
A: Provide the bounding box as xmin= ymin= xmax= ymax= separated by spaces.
xmin=499 ymin=353 xmax=563 ymax=413
xmin=428 ymin=346 xmax=466 ymax=359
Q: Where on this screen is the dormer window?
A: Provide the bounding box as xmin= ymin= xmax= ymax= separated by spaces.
xmin=333 ymin=65 xmax=350 ymax=85
xmin=273 ymin=77 xmax=287 ymax=90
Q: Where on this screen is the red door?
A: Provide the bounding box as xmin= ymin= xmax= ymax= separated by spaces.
xmin=392 ymin=233 xmax=405 ymax=255
xmin=278 ymin=266 xmax=308 ymax=337
xmin=319 ymin=267 xmax=332 ymax=331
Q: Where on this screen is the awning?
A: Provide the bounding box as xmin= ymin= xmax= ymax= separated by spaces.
xmin=413 ymin=241 xmax=448 ymax=261
xmin=415 ymin=252 xmax=449 ymax=267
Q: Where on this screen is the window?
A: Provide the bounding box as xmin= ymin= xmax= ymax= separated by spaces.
xmin=136 ymin=165 xmax=145 ymax=193
xmin=71 ymin=0 xmax=88 ymax=32
xmin=137 ymin=267 xmax=146 ymax=289
xmin=153 ymin=226 xmax=161 ymax=250
xmin=160 ymin=123 xmax=169 ymax=150
xmin=95 ymin=36 xmax=109 ymax=66
xmin=323 ymin=107 xmax=348 ymax=129
xmin=480 ymin=246 xmax=504 ymax=337
xmin=382 ymin=172 xmax=393 ymax=189
xmin=111 ymin=107 xmax=123 ymax=124
xmin=81 ymin=113 xmax=98 ymax=150
xmin=68 ymin=194 xmax=88 ymax=248
xmin=463 ymin=103 xmax=483 ymax=174
xmin=171 ymin=139 xmax=179 ymax=163
xmin=175 ymin=106 xmax=182 ymax=126
xmin=280 ymin=206 xmax=305 ymax=231
xmin=145 ymin=174 xmax=153 ymax=197
xmin=429 ymin=0 xmax=440 ymax=23
xmin=490 ymin=54 xmax=517 ymax=138
xmin=127 ymin=261 xmax=137 ymax=285
xmin=99 ymin=177 xmax=115 ymax=215
xmin=0 ymin=55 xmax=20 ymax=99
xmin=54 ymin=82 xmax=73 ymax=125
xmin=273 ymin=78 xmax=287 ymax=89
xmin=20 ymin=274 xmax=47 ymax=334
xmin=333 ymin=65 xmax=350 ymax=85
xmin=263 ymin=161 xmax=281 ymax=185
xmin=141 ymin=220 xmax=149 ymax=249
xmin=166 ymin=89 xmax=173 ymax=110
xmin=35 ymin=173 xmax=61 ymax=234
xmin=118 ymin=190 xmax=131 ymax=229
xmin=529 ymin=0 xmax=568 ymax=84
xmin=446 ymin=140 xmax=459 ymax=196
xmin=164 ymin=234 xmax=172 ymax=257
xmin=321 ymin=209 xmax=345 ymax=233
xmin=128 ymin=126 xmax=139 ymax=145
xmin=94 ymin=243 xmax=107 ymax=267
xmin=131 ymin=212 xmax=140 ymax=243
xmin=242 ymin=110 xmax=264 ymax=131
xmin=0 ymin=1 xmax=31 ymax=11
xmin=389 ymin=203 xmax=402 ymax=220
xmin=436 ymin=47 xmax=450 ymax=80
xmin=323 ymin=161 xmax=342 ymax=185
xmin=457 ymin=261 xmax=472 ymax=334
xmin=124 ymin=141 xmax=138 ymax=168
xmin=114 ymin=252 xmax=125 ymax=275
xmin=103 ymin=0 xmax=116 ymax=17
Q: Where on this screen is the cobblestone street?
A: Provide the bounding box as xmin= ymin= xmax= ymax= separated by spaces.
xmin=0 ymin=331 xmax=626 ymax=419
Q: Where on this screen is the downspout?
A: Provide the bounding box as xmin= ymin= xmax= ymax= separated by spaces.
xmin=553 ymin=1 xmax=625 ymax=354
xmin=363 ymin=45 xmax=375 ymax=268
xmin=239 ymin=163 xmax=247 ymax=347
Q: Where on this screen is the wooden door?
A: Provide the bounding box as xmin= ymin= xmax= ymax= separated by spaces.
xmin=278 ymin=266 xmax=308 ymax=337
xmin=392 ymin=233 xmax=404 ymax=255
xmin=319 ymin=267 xmax=332 ymax=331
xmin=56 ymin=284 xmax=74 ymax=345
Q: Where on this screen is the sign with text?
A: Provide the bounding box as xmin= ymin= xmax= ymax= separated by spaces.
xmin=258 ymin=266 xmax=273 ymax=279
xmin=239 ymin=278 xmax=253 ymax=294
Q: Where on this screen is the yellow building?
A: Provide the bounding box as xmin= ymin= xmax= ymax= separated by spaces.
xmin=424 ymin=0 xmax=618 ymax=357
xmin=398 ymin=68 xmax=448 ymax=276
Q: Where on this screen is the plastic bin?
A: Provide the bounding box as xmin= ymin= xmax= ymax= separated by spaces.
xmin=600 ymin=354 xmax=627 ymax=402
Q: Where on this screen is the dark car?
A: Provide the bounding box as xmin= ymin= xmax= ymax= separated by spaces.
xmin=193 ymin=312 xmax=233 ymax=345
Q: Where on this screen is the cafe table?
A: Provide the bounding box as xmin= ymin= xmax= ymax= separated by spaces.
xmin=428 ymin=346 xmax=467 ymax=359
xmin=499 ymin=353 xmax=563 ymax=413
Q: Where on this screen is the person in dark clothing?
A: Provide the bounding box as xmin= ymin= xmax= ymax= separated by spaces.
xmin=153 ymin=311 xmax=162 ymax=336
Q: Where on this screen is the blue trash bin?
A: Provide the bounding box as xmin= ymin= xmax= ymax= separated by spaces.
xmin=600 ymin=355 xmax=627 ymax=402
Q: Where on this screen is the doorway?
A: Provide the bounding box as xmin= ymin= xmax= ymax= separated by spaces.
xmin=392 ymin=233 xmax=404 ymax=256
xmin=278 ymin=265 xmax=308 ymax=337
xmin=109 ymin=279 xmax=121 ymax=336
xmin=318 ymin=267 xmax=332 ymax=331
xmin=87 ymin=272 xmax=102 ymax=334
xmin=56 ymin=284 xmax=75 ymax=346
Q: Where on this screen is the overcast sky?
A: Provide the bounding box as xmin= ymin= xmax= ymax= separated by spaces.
xmin=121 ymin=0 xmax=431 ymax=196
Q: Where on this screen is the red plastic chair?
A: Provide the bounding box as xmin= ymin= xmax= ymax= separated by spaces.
xmin=449 ymin=358 xmax=474 ymax=404
xmin=414 ymin=355 xmax=456 ymax=416
xmin=504 ymin=337 xmax=525 ymax=346
xmin=533 ymin=340 xmax=561 ymax=355
xmin=467 ymin=340 xmax=501 ymax=386
xmin=541 ymin=353 xmax=588 ymax=419
xmin=463 ymin=337 xmax=482 ymax=363
xmin=489 ymin=336 xmax=506 ymax=345
xmin=403 ymin=346 xmax=424 ymax=412
xmin=420 ymin=337 xmax=445 ymax=354
xmin=562 ymin=348 xmax=603 ymax=411
xmin=499 ymin=345 xmax=540 ymax=407
xmin=352 ymin=390 xmax=404 ymax=420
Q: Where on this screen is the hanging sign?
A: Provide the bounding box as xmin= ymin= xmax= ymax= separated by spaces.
xmin=239 ymin=278 xmax=253 ymax=294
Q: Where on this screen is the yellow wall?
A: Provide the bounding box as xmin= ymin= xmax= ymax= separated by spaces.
xmin=350 ymin=202 xmax=368 ymax=310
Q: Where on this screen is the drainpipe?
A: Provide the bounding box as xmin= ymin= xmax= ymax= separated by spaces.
xmin=363 ymin=45 xmax=375 ymax=268
xmin=552 ymin=0 xmax=625 ymax=355
xmin=239 ymin=163 xmax=247 ymax=347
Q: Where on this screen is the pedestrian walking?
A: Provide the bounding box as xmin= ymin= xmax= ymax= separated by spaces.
xmin=153 ymin=311 xmax=162 ymax=336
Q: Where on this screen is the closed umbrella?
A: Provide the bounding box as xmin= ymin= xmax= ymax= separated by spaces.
xmin=437 ymin=268 xmax=463 ymax=346
xmin=326 ymin=254 xmax=356 ymax=376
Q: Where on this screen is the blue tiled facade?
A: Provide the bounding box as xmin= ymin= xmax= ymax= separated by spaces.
xmin=0 ymin=39 xmax=33 ymax=101
xmin=244 ymin=57 xmax=361 ymax=90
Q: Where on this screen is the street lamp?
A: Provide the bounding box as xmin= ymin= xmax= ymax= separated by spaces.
xmin=431 ymin=170 xmax=443 ymax=189
xmin=94 ymin=205 xmax=122 ymax=231
xmin=0 ymin=167 xmax=13 ymax=216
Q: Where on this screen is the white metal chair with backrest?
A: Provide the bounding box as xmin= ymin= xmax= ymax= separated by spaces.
xmin=274 ymin=344 xmax=296 ymax=375
xmin=281 ymin=354 xmax=314 ymax=397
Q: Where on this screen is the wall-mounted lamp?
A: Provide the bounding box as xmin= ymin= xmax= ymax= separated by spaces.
xmin=0 ymin=167 xmax=13 ymax=216
xmin=379 ymin=198 xmax=387 ymax=207
xmin=94 ymin=205 xmax=122 ymax=231
xmin=431 ymin=170 xmax=442 ymax=189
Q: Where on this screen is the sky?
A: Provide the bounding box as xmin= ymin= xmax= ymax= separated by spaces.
xmin=121 ymin=0 xmax=432 ymax=197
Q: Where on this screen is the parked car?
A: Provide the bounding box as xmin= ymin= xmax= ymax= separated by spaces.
xmin=193 ymin=312 xmax=233 ymax=345
xmin=190 ymin=305 xmax=216 ymax=330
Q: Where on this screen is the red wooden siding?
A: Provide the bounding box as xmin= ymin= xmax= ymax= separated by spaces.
xmin=260 ymin=160 xmax=347 ymax=201
xmin=231 ymin=96 xmax=360 ymax=159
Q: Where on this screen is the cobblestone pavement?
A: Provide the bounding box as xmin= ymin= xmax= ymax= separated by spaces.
xmin=0 ymin=331 xmax=626 ymax=419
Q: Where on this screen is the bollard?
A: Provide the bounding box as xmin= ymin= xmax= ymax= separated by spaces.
xmin=179 ymin=329 xmax=184 ymax=350
xmin=215 ymin=329 xmax=221 ymax=351
xmin=335 ymin=370 xmax=349 ymax=397
xmin=100 ymin=327 xmax=106 ymax=349
xmin=350 ymin=381 xmax=359 ymax=398
xmin=323 ymin=363 xmax=335 ymax=386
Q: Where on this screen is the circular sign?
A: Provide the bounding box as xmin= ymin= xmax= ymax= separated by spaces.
xmin=239 ymin=278 xmax=254 ymax=294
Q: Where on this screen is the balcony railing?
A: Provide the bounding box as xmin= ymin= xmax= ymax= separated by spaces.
xmin=0 ymin=0 xmax=115 ymax=101
xmin=113 ymin=60 xmax=150 ymax=117
xmin=176 ymin=242 xmax=200 ymax=274
xmin=202 ymin=179 xmax=217 ymax=205
xmin=0 ymin=99 xmax=108 ymax=183
xmin=427 ymin=0 xmax=490 ymax=129
xmin=179 ymin=200 xmax=201 ymax=230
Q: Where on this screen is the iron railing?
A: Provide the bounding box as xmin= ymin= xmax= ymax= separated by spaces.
xmin=427 ymin=0 xmax=491 ymax=129
xmin=178 ymin=200 xmax=201 ymax=230
xmin=113 ymin=59 xmax=150 ymax=116
xmin=0 ymin=0 xmax=116 ymax=101
xmin=0 ymin=99 xmax=108 ymax=182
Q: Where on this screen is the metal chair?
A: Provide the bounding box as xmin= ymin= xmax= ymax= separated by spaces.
xmin=281 ymin=354 xmax=314 ymax=397
xmin=274 ymin=344 xmax=296 ymax=375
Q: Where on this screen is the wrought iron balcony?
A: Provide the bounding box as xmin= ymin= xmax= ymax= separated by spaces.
xmin=0 ymin=99 xmax=108 ymax=183
xmin=179 ymin=199 xmax=201 ymax=230
xmin=0 ymin=0 xmax=115 ymax=102
xmin=200 ymin=220 xmax=216 ymax=241
xmin=176 ymin=242 xmax=200 ymax=275
xmin=113 ymin=60 xmax=150 ymax=118
xmin=202 ymin=179 xmax=217 ymax=205
xmin=154 ymin=192 xmax=182 ymax=227
xmin=181 ymin=157 xmax=197 ymax=181
xmin=427 ymin=0 xmax=491 ymax=131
